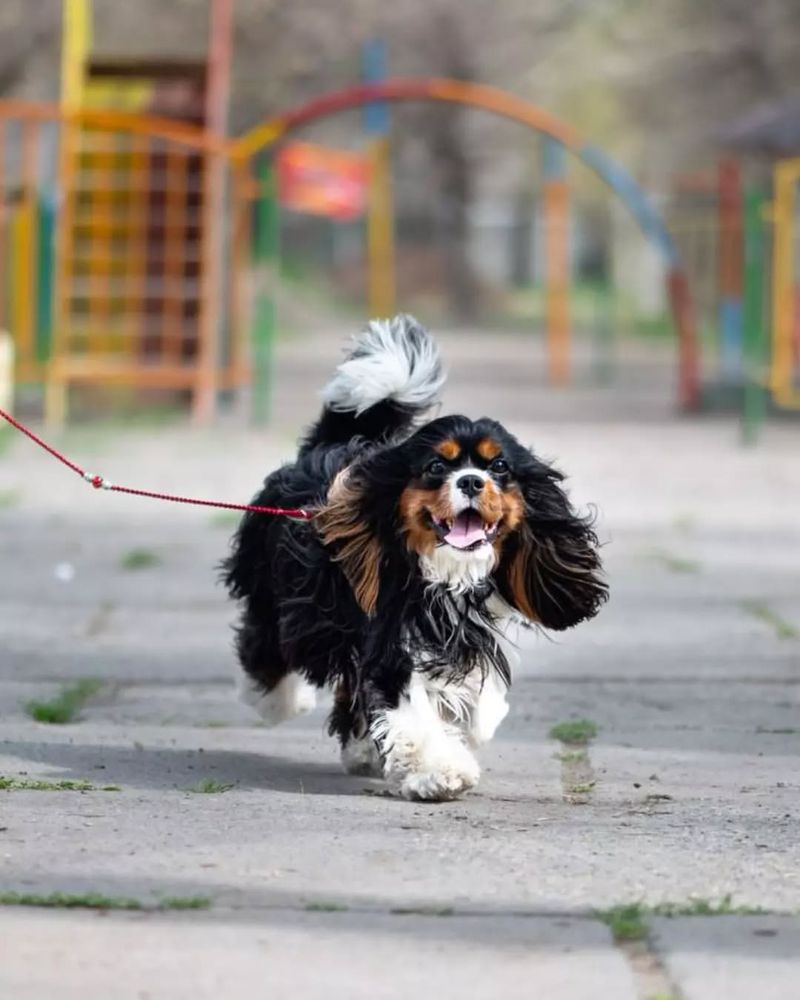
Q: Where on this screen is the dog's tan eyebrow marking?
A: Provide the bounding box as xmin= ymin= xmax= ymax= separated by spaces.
xmin=435 ymin=439 xmax=461 ymax=461
xmin=476 ymin=438 xmax=502 ymax=461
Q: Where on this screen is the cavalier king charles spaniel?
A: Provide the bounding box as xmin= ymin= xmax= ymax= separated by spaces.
xmin=224 ymin=316 xmax=606 ymax=801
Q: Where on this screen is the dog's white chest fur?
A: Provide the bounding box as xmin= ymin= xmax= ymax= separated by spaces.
xmin=419 ymin=542 xmax=497 ymax=592
xmin=372 ymin=589 xmax=522 ymax=801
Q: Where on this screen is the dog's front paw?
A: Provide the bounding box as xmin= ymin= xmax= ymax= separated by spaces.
xmin=386 ymin=744 xmax=480 ymax=802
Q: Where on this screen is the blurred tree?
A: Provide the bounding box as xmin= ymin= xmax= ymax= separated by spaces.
xmin=0 ymin=3 xmax=58 ymax=97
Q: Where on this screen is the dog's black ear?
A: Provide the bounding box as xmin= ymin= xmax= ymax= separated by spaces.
xmin=315 ymin=467 xmax=385 ymax=616
xmin=495 ymin=462 xmax=607 ymax=630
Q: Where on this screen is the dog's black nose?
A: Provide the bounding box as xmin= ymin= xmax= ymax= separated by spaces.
xmin=456 ymin=474 xmax=484 ymax=498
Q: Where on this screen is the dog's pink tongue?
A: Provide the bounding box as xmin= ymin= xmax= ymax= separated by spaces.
xmin=445 ymin=510 xmax=486 ymax=549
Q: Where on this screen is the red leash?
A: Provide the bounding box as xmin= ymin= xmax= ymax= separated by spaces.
xmin=0 ymin=407 xmax=313 ymax=521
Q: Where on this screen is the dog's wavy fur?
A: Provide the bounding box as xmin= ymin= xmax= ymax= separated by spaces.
xmin=224 ymin=315 xmax=607 ymax=801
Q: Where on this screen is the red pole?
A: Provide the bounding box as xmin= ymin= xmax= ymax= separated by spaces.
xmin=205 ymin=0 xmax=233 ymax=136
xmin=194 ymin=0 xmax=233 ymax=422
xmin=667 ymin=268 xmax=701 ymax=411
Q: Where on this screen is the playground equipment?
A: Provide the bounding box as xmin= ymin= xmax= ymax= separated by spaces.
xmin=234 ymin=78 xmax=699 ymax=410
xmin=28 ymin=0 xmax=235 ymax=423
xmin=2 ymin=20 xmax=698 ymax=424
xmin=671 ymin=151 xmax=800 ymax=439
xmin=0 ymin=101 xmax=239 ymax=424
xmin=769 ymin=156 xmax=800 ymax=412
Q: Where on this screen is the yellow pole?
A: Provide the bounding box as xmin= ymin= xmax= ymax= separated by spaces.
xmin=49 ymin=0 xmax=91 ymax=426
xmin=367 ymin=136 xmax=396 ymax=317
xmin=61 ymin=0 xmax=91 ymax=110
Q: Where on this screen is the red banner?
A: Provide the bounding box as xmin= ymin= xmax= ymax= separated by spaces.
xmin=277 ymin=142 xmax=368 ymax=221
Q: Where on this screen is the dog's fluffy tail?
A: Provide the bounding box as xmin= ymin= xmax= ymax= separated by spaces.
xmin=301 ymin=314 xmax=444 ymax=451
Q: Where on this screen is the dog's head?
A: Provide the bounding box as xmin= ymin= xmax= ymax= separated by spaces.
xmin=316 ymin=415 xmax=607 ymax=627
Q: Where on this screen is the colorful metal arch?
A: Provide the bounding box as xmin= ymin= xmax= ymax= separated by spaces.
xmin=0 ymin=99 xmax=229 ymax=154
xmin=235 ymin=78 xmax=699 ymax=409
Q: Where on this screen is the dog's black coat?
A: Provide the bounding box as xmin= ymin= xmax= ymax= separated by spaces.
xmin=224 ymin=392 xmax=607 ymax=750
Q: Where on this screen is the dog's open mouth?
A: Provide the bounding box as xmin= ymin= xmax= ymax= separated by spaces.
xmin=430 ymin=510 xmax=500 ymax=551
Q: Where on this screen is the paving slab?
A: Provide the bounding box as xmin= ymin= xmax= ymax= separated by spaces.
xmin=2 ymin=329 xmax=800 ymax=996
xmin=653 ymin=916 xmax=800 ymax=1000
xmin=0 ymin=909 xmax=636 ymax=1000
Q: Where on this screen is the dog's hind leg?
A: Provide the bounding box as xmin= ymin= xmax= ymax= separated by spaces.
xmin=234 ymin=608 xmax=317 ymax=727
xmin=329 ymin=679 xmax=382 ymax=777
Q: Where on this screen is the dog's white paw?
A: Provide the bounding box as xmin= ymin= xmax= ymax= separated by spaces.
xmin=341 ymin=736 xmax=382 ymax=777
xmin=239 ymin=672 xmax=316 ymax=727
xmin=385 ymin=743 xmax=480 ymax=802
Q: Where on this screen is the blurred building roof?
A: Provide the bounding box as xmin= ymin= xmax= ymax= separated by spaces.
xmin=718 ymin=96 xmax=800 ymax=157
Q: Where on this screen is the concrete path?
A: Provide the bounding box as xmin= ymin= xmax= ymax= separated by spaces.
xmin=1 ymin=331 xmax=799 ymax=997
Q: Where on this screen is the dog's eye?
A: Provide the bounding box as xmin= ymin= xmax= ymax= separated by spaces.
xmin=490 ymin=458 xmax=510 ymax=475
xmin=425 ymin=459 xmax=446 ymax=477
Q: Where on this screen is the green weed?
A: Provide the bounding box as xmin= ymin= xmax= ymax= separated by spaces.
xmin=0 ymin=776 xmax=119 ymax=792
xmin=25 ymin=679 xmax=104 ymax=724
xmin=120 ymin=548 xmax=161 ymax=570
xmin=597 ymin=903 xmax=648 ymax=942
xmin=158 ymin=896 xmax=212 ymax=911
xmin=741 ymin=600 xmax=798 ymax=640
xmin=569 ymin=782 xmax=596 ymax=795
xmin=649 ymin=549 xmax=701 ymax=574
xmin=653 ymin=895 xmax=766 ymax=918
xmin=0 ymin=892 xmax=210 ymax=911
xmin=186 ymin=778 xmax=235 ymax=794
xmin=598 ymin=895 xmax=768 ymax=942
xmin=549 ymin=719 xmax=599 ymax=745
xmin=390 ymin=906 xmax=455 ymax=917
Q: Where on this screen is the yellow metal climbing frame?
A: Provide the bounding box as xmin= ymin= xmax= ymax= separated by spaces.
xmin=771 ymin=157 xmax=800 ymax=409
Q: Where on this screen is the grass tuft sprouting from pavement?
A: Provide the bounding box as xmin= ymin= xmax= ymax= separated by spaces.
xmin=598 ymin=895 xmax=769 ymax=942
xmin=0 ymin=776 xmax=119 ymax=792
xmin=187 ymin=778 xmax=236 ymax=794
xmin=740 ymin=599 xmax=798 ymax=640
xmin=0 ymin=892 xmax=211 ymax=911
xmin=24 ymin=679 xmax=104 ymax=724
xmin=549 ymin=719 xmax=598 ymax=745
xmin=120 ymin=548 xmax=161 ymax=570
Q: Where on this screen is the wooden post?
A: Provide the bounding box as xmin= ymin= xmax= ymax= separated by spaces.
xmin=367 ymin=136 xmax=396 ymax=317
xmin=542 ymin=137 xmax=570 ymax=385
xmin=193 ymin=0 xmax=233 ymax=422
xmin=362 ymin=39 xmax=395 ymax=317
xmin=252 ymin=160 xmax=279 ymax=425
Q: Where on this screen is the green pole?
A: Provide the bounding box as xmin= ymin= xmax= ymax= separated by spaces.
xmin=591 ymin=280 xmax=614 ymax=384
xmin=252 ymin=160 xmax=279 ymax=426
xmin=36 ymin=195 xmax=56 ymax=364
xmin=741 ymin=190 xmax=767 ymax=445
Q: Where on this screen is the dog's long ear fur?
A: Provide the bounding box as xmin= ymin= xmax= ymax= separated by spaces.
xmin=315 ymin=468 xmax=384 ymax=616
xmin=495 ymin=460 xmax=607 ymax=630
